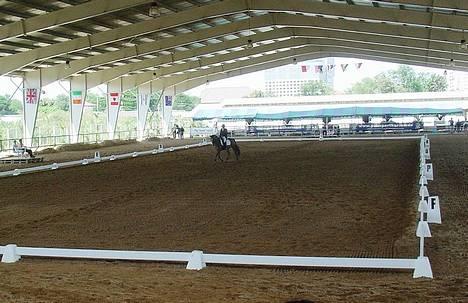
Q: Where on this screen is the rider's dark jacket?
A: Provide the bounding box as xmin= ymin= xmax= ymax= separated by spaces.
xmin=220 ymin=128 xmax=228 ymax=138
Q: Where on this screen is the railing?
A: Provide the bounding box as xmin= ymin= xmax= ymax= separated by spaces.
xmin=0 ymin=128 xmax=160 ymax=152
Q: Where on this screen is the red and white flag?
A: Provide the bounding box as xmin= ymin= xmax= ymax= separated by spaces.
xmin=25 ymin=88 xmax=38 ymax=104
xmin=301 ymin=65 xmax=310 ymax=72
xmin=109 ymin=92 xmax=120 ymax=106
xmin=315 ymin=65 xmax=323 ymax=73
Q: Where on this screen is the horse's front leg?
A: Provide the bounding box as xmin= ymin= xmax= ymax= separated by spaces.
xmin=214 ymin=150 xmax=219 ymax=162
xmin=226 ymin=148 xmax=230 ymax=161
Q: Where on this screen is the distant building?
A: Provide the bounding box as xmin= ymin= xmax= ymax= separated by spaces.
xmin=265 ymin=58 xmax=335 ymax=97
xmin=447 ymin=70 xmax=468 ymax=91
xmin=200 ymin=86 xmax=254 ymax=103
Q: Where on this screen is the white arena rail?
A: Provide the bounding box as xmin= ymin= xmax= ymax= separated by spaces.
xmin=0 ymin=244 xmax=416 ymax=272
xmin=0 ymin=140 xmax=211 ymax=178
xmin=235 ymin=136 xmax=421 ymax=142
xmin=0 ymin=135 xmax=438 ymax=278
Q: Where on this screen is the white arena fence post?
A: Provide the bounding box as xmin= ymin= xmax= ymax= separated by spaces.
xmin=94 ymin=151 xmax=101 ymax=162
xmin=413 ymin=136 xmax=433 ymax=278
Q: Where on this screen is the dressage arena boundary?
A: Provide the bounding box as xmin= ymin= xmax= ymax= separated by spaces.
xmin=0 ymin=140 xmax=211 ymax=178
xmin=0 ymin=136 xmax=438 ymax=278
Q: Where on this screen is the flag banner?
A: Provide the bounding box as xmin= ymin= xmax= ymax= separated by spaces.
xmin=301 ymin=65 xmax=310 ymax=72
xmin=315 ymin=65 xmax=323 ymax=73
xmin=356 ymin=62 xmax=363 ymax=69
xmin=71 ymin=90 xmax=82 ymax=105
xmin=328 ymin=65 xmax=335 ymax=70
xmin=165 ymin=95 xmax=173 ymax=107
xmin=109 ymin=92 xmax=120 ymax=106
xmin=341 ymin=64 xmax=349 ymax=72
xmin=26 ymin=88 xmax=38 ymax=104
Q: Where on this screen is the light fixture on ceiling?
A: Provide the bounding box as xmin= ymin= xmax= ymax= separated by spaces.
xmin=149 ymin=1 xmax=161 ymax=17
xmin=292 ymin=58 xmax=297 ymax=65
xmin=246 ymin=39 xmax=254 ymax=49
xmin=65 ymin=58 xmax=71 ymax=69
xmin=460 ymin=39 xmax=467 ymax=50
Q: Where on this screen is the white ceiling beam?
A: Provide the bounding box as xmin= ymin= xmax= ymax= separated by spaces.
xmin=0 ymin=0 xmax=154 ymax=42
xmin=0 ymin=0 xmax=246 ymax=75
xmin=2 ymin=0 xmax=467 ymax=75
xmin=124 ymin=42 xmax=459 ymax=91
xmin=36 ymin=13 xmax=468 ymax=86
xmin=151 ymin=47 xmax=456 ymax=94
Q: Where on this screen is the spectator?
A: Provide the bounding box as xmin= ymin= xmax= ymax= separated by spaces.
xmin=172 ymin=124 xmax=179 ymax=139
xmin=18 ymin=139 xmax=34 ymax=158
xmin=179 ymin=126 xmax=185 ymax=139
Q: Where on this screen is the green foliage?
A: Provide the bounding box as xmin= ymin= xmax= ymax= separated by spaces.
xmin=86 ymin=92 xmax=106 ymax=112
xmin=121 ymin=88 xmax=137 ymax=111
xmin=173 ymin=93 xmax=200 ymax=111
xmin=301 ymin=80 xmax=334 ymax=96
xmin=348 ymin=66 xmax=447 ymax=94
xmin=0 ymin=95 xmax=22 ymax=115
xmin=40 ymin=94 xmax=70 ymax=113
xmin=249 ymin=90 xmax=274 ymax=98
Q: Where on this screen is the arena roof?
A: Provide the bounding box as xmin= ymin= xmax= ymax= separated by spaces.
xmin=0 ymin=0 xmax=467 ymax=91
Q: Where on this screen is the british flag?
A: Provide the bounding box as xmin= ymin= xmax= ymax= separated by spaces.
xmin=25 ymin=88 xmax=38 ymax=104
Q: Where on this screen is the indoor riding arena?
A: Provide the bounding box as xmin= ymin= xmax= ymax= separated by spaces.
xmin=0 ymin=0 xmax=467 ymax=302
xmin=0 ymin=135 xmax=466 ymax=302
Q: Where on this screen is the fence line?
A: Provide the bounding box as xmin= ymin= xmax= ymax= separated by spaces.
xmin=0 ymin=244 xmax=416 ymax=271
xmin=0 ymin=140 xmax=210 ymax=178
xmin=0 ymin=135 xmax=437 ymax=278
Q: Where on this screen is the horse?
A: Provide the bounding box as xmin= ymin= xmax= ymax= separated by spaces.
xmin=209 ymin=135 xmax=241 ymax=162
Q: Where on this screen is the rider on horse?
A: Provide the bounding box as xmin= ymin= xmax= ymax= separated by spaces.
xmin=219 ymin=124 xmax=228 ymax=149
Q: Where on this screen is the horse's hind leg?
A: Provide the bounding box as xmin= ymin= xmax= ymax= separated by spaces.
xmin=226 ymin=149 xmax=230 ymax=161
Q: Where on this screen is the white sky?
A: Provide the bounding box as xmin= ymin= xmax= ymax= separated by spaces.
xmin=0 ymin=57 xmax=449 ymax=100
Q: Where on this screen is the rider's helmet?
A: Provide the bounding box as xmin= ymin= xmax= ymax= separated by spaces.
xmin=221 ymin=124 xmax=225 ymax=128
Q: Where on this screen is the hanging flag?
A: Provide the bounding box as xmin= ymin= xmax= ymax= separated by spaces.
xmin=25 ymin=88 xmax=38 ymax=104
xmin=315 ymin=65 xmax=323 ymax=73
xmin=301 ymin=65 xmax=310 ymax=72
xmin=328 ymin=65 xmax=335 ymax=71
xmin=341 ymin=64 xmax=349 ymax=72
xmin=165 ymin=95 xmax=173 ymax=107
xmin=109 ymin=92 xmax=120 ymax=106
xmin=355 ymin=62 xmax=363 ymax=69
xmin=71 ymin=90 xmax=83 ymax=105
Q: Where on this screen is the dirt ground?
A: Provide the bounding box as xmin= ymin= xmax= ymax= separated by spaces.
xmin=0 ymin=137 xmax=201 ymax=172
xmin=0 ymin=136 xmax=466 ymax=302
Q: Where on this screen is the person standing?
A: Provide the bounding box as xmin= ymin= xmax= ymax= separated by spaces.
xmin=179 ymin=126 xmax=184 ymax=139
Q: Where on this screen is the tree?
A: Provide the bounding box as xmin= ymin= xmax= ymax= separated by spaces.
xmin=86 ymin=92 xmax=106 ymax=112
xmin=173 ymin=93 xmax=200 ymax=111
xmin=348 ymin=65 xmax=447 ymax=94
xmin=0 ymin=95 xmax=22 ymax=115
xmin=121 ymin=88 xmax=137 ymax=111
xmin=301 ymin=80 xmax=334 ymax=96
xmin=249 ymin=90 xmax=274 ymax=98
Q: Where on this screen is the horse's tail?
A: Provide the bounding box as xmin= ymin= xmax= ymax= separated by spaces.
xmin=231 ymin=139 xmax=241 ymax=159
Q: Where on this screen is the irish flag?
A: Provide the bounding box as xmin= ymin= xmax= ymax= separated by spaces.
xmin=71 ymin=90 xmax=82 ymax=105
xmin=109 ymin=92 xmax=120 ymax=106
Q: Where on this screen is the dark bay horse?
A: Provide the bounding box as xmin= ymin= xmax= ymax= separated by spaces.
xmin=209 ymin=135 xmax=240 ymax=161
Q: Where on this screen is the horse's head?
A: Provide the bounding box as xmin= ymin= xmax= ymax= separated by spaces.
xmin=209 ymin=134 xmax=218 ymax=144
